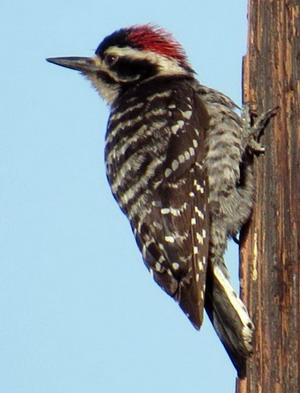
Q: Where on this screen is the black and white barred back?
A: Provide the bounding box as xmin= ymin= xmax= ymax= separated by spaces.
xmin=47 ymin=25 xmax=275 ymax=378
xmin=105 ymin=76 xmax=210 ymax=328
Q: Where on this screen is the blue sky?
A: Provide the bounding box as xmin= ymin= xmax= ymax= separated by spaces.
xmin=1 ymin=1 xmax=248 ymax=392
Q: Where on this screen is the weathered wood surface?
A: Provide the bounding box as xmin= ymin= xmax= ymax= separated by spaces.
xmin=237 ymin=1 xmax=300 ymax=392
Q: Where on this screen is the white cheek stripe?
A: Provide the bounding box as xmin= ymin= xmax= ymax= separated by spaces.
xmin=104 ymin=46 xmax=189 ymax=77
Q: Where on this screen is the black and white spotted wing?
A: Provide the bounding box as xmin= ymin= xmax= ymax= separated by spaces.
xmin=105 ymin=79 xmax=210 ymax=329
xmin=140 ymin=91 xmax=209 ymax=329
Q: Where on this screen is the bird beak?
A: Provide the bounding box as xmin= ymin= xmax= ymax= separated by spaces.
xmin=46 ymin=57 xmax=98 ymax=73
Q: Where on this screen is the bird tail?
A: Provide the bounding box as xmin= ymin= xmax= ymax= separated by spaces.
xmin=204 ymin=262 xmax=254 ymax=378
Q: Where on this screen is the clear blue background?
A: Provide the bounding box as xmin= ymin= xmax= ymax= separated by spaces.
xmin=1 ymin=1 xmax=248 ymax=392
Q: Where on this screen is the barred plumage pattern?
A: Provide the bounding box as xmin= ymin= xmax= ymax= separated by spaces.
xmin=197 ymin=85 xmax=256 ymax=373
xmin=105 ymin=78 xmax=262 ymax=376
xmin=105 ymin=77 xmax=210 ymax=328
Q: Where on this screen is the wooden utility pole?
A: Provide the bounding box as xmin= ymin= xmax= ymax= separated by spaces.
xmin=237 ymin=1 xmax=300 ymax=392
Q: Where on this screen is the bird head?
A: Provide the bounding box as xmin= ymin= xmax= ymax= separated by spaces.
xmin=47 ymin=25 xmax=194 ymax=106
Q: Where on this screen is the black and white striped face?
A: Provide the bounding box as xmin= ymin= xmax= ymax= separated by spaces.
xmin=47 ymin=26 xmax=194 ymax=106
xmin=88 ymin=48 xmax=189 ymax=105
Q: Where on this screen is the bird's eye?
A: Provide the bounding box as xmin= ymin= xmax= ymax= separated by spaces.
xmin=104 ymin=54 xmax=118 ymax=66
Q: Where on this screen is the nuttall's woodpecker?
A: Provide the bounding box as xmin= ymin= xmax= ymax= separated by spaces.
xmin=47 ymin=25 xmax=275 ymax=377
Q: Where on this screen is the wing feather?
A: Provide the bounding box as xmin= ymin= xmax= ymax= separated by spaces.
xmin=133 ymin=90 xmax=210 ymax=328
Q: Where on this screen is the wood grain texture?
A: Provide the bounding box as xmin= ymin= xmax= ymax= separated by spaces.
xmin=237 ymin=1 xmax=300 ymax=392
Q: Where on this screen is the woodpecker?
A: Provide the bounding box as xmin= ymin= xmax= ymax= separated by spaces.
xmin=47 ymin=25 xmax=275 ymax=377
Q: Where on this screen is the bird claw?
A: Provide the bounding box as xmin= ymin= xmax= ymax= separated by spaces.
xmin=248 ymin=139 xmax=265 ymax=155
xmin=242 ymin=104 xmax=277 ymax=154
